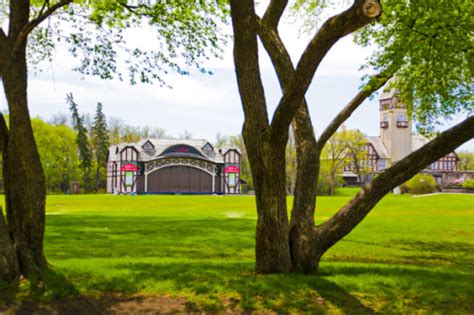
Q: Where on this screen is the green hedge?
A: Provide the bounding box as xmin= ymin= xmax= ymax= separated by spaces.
xmin=400 ymin=174 xmax=437 ymax=195
xmin=462 ymin=179 xmax=474 ymax=190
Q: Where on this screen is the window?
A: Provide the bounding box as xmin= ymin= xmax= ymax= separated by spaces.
xmin=378 ymin=159 xmax=386 ymax=170
xmin=142 ymin=141 xmax=155 ymax=154
xmin=202 ymin=143 xmax=213 ymax=152
xmin=397 ymin=113 xmax=406 ymax=122
xmin=383 ymin=113 xmax=389 ymax=122
xmin=228 ymin=173 xmax=236 ymax=187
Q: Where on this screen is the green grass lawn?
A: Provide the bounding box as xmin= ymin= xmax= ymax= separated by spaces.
xmin=3 ymin=190 xmax=474 ymax=313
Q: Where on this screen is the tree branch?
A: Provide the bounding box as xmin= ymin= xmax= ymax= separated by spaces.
xmin=13 ymin=0 xmax=73 ymax=53
xmin=0 ymin=28 xmax=7 ymax=43
xmin=262 ymin=0 xmax=288 ymax=29
xmin=0 ymin=113 xmax=9 ymax=153
xmin=269 ymin=0 xmax=382 ymax=142
xmin=231 ymin=0 xmax=269 ymax=133
xmin=0 ymin=28 xmax=7 ymax=64
xmin=315 ymin=115 xmax=474 ymax=253
xmin=257 ymin=17 xmax=320 ymax=229
xmin=317 ymin=72 xmax=391 ymax=149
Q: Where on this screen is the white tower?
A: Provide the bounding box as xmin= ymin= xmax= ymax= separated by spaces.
xmin=379 ymin=87 xmax=412 ymax=162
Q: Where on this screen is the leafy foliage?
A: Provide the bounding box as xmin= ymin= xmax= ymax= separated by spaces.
xmin=24 ymin=0 xmax=229 ymax=85
xmin=356 ymin=0 xmax=474 ymax=129
xmin=31 ymin=117 xmax=80 ymax=193
xmin=290 ymin=0 xmax=473 ymax=129
xmin=457 ymin=151 xmax=474 ymax=171
xmin=343 ymin=129 xmax=370 ymax=185
xmin=400 ymin=174 xmax=437 ymax=195
xmin=462 ymin=179 xmax=474 ymax=190
xmin=323 ymin=128 xmax=354 ymax=195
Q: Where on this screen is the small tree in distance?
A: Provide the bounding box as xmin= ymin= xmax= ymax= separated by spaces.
xmin=92 ymin=103 xmax=110 ymax=192
xmin=67 ymin=93 xmax=94 ymax=192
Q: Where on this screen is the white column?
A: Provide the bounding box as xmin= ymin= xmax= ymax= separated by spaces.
xmin=144 ymin=172 xmax=148 ymax=193
xmin=212 ymin=171 xmax=215 ymax=194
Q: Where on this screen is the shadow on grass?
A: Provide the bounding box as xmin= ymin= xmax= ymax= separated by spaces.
xmin=36 ymin=215 xmax=474 ymax=313
xmin=101 ymin=261 xmax=375 ymax=314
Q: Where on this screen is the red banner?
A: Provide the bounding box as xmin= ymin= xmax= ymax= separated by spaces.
xmin=225 ymin=165 xmax=240 ymax=173
xmin=121 ymin=163 xmax=138 ymax=171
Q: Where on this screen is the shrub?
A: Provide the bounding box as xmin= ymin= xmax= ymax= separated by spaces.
xmin=462 ymin=179 xmax=474 ymax=190
xmin=400 ymin=174 xmax=437 ymax=195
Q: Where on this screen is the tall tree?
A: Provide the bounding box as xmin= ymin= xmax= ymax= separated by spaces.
xmin=344 ymin=129 xmax=371 ymax=186
xmin=91 ymin=102 xmax=110 ymax=192
xmin=457 ymin=151 xmax=474 ymax=171
xmin=323 ymin=129 xmax=351 ymax=195
xmin=32 ymin=117 xmax=80 ymax=193
xmin=67 ymin=93 xmax=93 ymax=192
xmin=0 ymin=114 xmax=19 ymax=284
xmin=0 ymin=0 xmax=72 ymax=277
xmin=230 ymin=0 xmax=474 ymax=274
xmin=0 ymin=1 xmax=226 ymax=279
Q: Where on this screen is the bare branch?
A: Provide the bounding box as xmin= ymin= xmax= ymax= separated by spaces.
xmin=316 ymin=115 xmax=474 ymax=253
xmin=37 ymin=0 xmax=51 ymax=18
xmin=269 ymin=0 xmax=382 ymax=142
xmin=13 ymin=0 xmax=73 ymax=53
xmin=262 ymin=0 xmax=288 ymax=29
xmin=317 ymin=72 xmax=391 ymax=148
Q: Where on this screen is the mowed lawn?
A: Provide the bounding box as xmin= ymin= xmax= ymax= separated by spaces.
xmin=5 ymin=190 xmax=474 ymax=313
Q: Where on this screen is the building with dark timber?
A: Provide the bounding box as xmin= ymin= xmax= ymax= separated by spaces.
xmin=106 ymin=139 xmax=242 ymax=194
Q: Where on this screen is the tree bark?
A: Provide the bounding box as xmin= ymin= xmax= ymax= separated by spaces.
xmin=256 ymin=2 xmax=389 ymax=273
xmin=1 ymin=52 xmax=48 ymax=276
xmin=233 ymin=0 xmax=472 ymax=275
xmin=231 ymin=0 xmax=292 ymax=273
xmin=0 ymin=208 xmax=19 ymax=284
xmin=0 ymin=115 xmax=20 ymax=284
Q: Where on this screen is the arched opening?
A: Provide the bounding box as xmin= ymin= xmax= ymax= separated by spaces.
xmin=146 ymin=166 xmax=213 ymax=193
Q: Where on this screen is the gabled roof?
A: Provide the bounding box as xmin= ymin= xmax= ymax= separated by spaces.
xmin=366 ymin=136 xmax=390 ymax=159
xmin=108 ymin=139 xmax=227 ymax=163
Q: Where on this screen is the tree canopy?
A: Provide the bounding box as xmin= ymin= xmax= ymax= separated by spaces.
xmin=293 ymin=0 xmax=473 ymax=128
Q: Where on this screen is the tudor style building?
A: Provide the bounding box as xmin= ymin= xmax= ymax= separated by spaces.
xmin=106 ymin=139 xmax=242 ymax=194
xmin=343 ymin=87 xmax=466 ymax=186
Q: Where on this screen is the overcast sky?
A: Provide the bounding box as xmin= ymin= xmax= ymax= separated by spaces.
xmin=1 ymin=6 xmax=472 ymax=151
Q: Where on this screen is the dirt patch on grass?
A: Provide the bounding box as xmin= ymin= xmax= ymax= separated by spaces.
xmin=0 ymin=295 xmax=258 ymax=315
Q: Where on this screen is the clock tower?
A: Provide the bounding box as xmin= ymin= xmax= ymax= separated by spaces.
xmin=379 ymin=87 xmax=412 ymax=162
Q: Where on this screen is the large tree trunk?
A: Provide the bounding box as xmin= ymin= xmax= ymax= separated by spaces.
xmin=288 ymin=104 xmax=321 ymax=273
xmin=0 ymin=208 xmax=19 ymax=284
xmin=0 ymin=115 xmax=20 ymax=284
xmin=2 ymin=52 xmax=48 ymax=276
xmin=232 ymin=0 xmax=472 ymax=276
xmin=231 ymin=0 xmax=292 ymax=273
xmin=249 ymin=133 xmax=292 ymax=273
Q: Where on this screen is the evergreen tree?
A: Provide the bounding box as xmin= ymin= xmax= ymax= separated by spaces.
xmin=92 ymin=103 xmax=110 ymax=192
xmin=66 ymin=93 xmax=93 ymax=192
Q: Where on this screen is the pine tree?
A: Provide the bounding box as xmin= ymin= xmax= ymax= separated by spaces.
xmin=66 ymin=93 xmax=93 ymax=192
xmin=92 ymin=103 xmax=110 ymax=192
